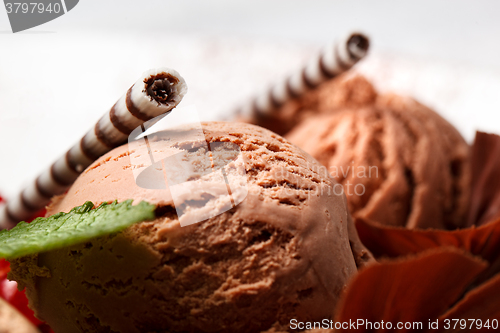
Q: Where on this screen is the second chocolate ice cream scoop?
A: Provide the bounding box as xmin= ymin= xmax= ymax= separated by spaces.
xmin=286 ymin=76 xmax=471 ymax=230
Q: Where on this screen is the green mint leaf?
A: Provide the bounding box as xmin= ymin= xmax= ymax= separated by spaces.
xmin=0 ymin=200 xmax=156 ymax=259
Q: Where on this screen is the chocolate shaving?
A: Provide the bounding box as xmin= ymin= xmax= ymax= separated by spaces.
xmin=439 ymin=272 xmax=500 ymax=326
xmin=335 ymin=248 xmax=487 ymax=333
xmin=356 ymin=216 xmax=500 ymax=263
xmin=468 ymin=131 xmax=500 ymax=226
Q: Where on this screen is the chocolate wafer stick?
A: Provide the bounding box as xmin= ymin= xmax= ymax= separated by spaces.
xmin=0 ymin=68 xmax=187 ymax=229
xmin=236 ymin=32 xmax=369 ymax=120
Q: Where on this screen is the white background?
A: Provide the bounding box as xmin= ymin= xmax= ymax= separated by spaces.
xmin=0 ymin=0 xmax=499 ymax=198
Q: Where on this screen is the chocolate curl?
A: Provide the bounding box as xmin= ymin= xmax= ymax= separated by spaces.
xmin=467 ymin=131 xmax=500 ymax=226
xmin=236 ymin=33 xmax=369 ymax=123
xmin=0 ymin=68 xmax=187 ymax=229
xmin=356 ymin=216 xmax=500 ymax=283
xmin=335 ymin=248 xmax=488 ymax=333
xmin=438 ymin=272 xmax=500 ymax=330
xmin=356 ymin=217 xmax=500 ymax=262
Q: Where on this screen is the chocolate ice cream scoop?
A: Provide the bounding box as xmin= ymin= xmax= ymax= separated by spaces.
xmin=9 ymin=122 xmax=372 ymax=333
xmin=285 ymin=76 xmax=471 ymax=229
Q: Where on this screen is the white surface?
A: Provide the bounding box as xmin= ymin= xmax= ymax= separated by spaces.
xmin=0 ymin=1 xmax=499 ymax=199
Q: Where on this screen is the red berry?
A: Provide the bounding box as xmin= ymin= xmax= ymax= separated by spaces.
xmin=0 ymin=259 xmax=9 ymax=278
xmin=0 ymin=259 xmax=44 ymax=326
xmin=27 ymin=208 xmax=47 ymax=222
xmin=0 ymin=197 xmax=51 ymax=330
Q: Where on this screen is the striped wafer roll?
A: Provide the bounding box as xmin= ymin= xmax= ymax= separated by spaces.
xmin=0 ymin=68 xmax=187 ymax=229
xmin=236 ymin=32 xmax=370 ymax=120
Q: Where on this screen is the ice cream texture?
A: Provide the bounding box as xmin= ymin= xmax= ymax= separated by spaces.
xmin=285 ymin=75 xmax=471 ymax=229
xmin=8 ymin=122 xmax=372 ymax=333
